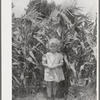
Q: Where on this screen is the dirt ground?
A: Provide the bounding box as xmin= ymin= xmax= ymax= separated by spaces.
xmin=13 ymin=92 xmax=96 ymax=100
xmin=13 ymin=83 xmax=96 ymax=100
xmin=14 ymin=94 xmax=65 ymax=100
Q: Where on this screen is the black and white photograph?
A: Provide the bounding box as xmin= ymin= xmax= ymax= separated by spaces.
xmin=12 ymin=0 xmax=98 ymax=100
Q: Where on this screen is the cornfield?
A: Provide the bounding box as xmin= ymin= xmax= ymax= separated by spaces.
xmin=12 ymin=0 xmax=97 ymax=99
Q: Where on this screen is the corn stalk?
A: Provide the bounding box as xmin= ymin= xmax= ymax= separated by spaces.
xmin=12 ymin=0 xmax=97 ymax=97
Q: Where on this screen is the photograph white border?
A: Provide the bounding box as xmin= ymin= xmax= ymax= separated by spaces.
xmin=1 ymin=0 xmax=99 ymax=100
xmin=2 ymin=0 xmax=12 ymax=100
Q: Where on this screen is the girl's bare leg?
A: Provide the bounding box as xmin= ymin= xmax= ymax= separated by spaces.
xmin=47 ymin=81 xmax=52 ymax=97
xmin=53 ymin=82 xmax=58 ymax=97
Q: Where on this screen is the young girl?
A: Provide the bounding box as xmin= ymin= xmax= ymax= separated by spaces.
xmin=42 ymin=38 xmax=65 ymax=100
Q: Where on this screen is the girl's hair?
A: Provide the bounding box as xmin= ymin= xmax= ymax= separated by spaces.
xmin=46 ymin=38 xmax=62 ymax=51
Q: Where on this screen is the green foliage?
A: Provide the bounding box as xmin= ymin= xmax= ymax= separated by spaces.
xmin=12 ymin=0 xmax=97 ymax=98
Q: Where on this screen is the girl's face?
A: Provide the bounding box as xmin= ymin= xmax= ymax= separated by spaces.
xmin=49 ymin=43 xmax=58 ymax=53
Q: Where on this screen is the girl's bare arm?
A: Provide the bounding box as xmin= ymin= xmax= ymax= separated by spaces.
xmin=42 ymin=62 xmax=49 ymax=68
xmin=42 ymin=55 xmax=49 ymax=68
xmin=53 ymin=62 xmax=63 ymax=68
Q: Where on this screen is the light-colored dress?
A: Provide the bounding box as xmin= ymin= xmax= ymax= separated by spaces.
xmin=42 ymin=52 xmax=65 ymax=82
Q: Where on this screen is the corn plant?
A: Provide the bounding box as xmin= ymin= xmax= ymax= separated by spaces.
xmin=12 ymin=0 xmax=97 ymax=98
